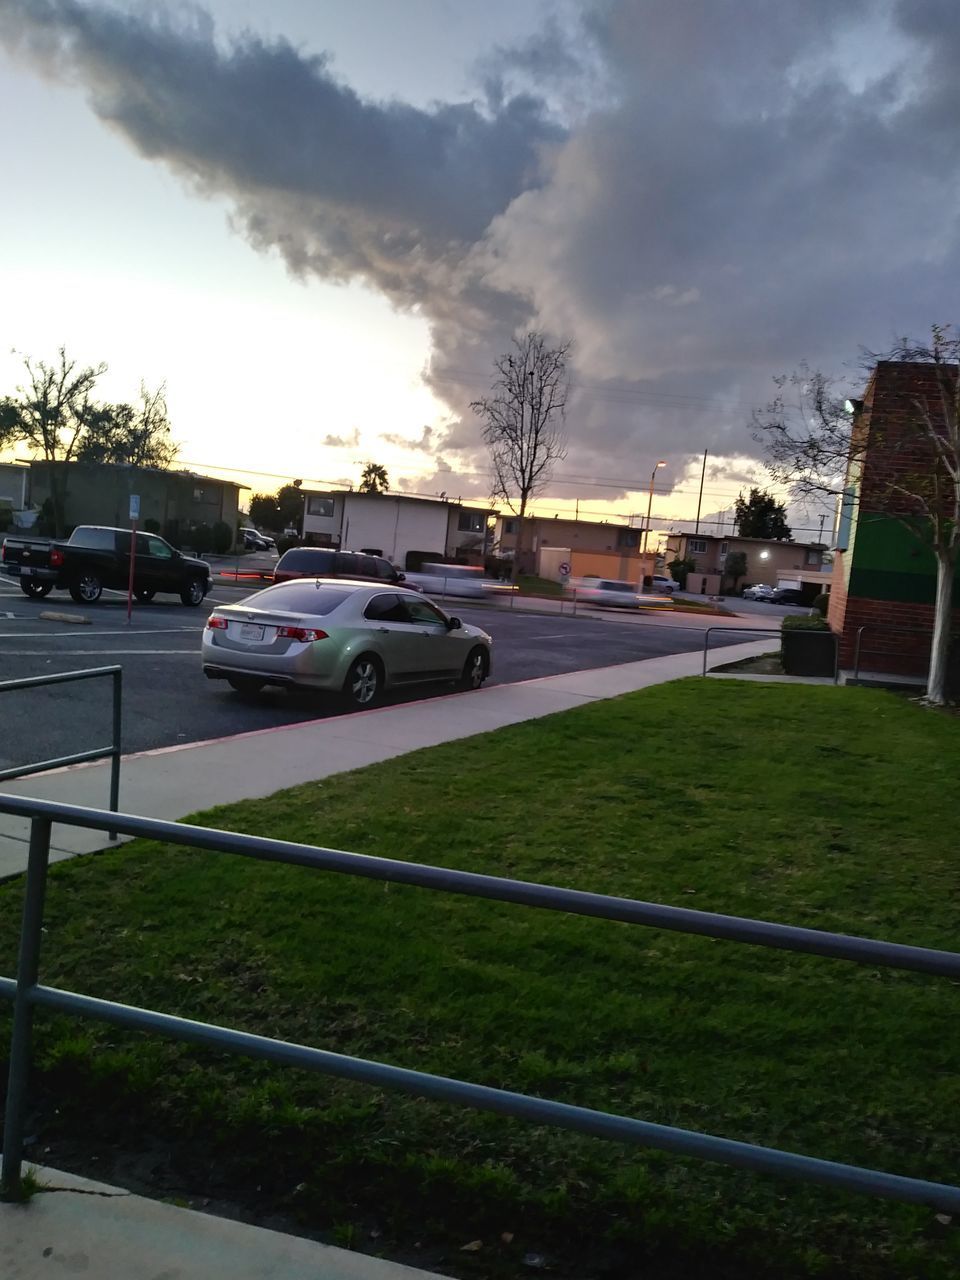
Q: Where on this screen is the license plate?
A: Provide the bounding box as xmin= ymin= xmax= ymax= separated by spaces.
xmin=20 ymin=566 xmax=32 ymax=576
xmin=240 ymin=623 xmax=265 ymax=641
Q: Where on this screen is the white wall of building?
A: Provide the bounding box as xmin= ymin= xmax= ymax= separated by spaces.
xmin=301 ymin=491 xmax=346 ymax=543
xmin=342 ymin=495 xmax=448 ymax=565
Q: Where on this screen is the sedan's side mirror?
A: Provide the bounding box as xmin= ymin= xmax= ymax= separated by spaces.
xmin=397 ymin=571 xmax=406 ymax=581
xmin=446 ymin=616 xmax=462 ymax=631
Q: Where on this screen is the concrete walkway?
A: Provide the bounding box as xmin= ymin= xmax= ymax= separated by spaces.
xmin=1 ymin=638 xmax=772 ymax=1280
xmin=0 ymin=640 xmax=772 ymax=877
xmin=2 ymin=1164 xmax=438 ymax=1280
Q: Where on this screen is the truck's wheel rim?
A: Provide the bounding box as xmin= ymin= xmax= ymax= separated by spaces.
xmin=78 ymin=575 xmax=100 ymax=601
xmin=188 ymin=580 xmax=204 ymax=603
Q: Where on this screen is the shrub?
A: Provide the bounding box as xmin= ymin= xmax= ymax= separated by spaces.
xmin=190 ymin=522 xmax=214 ymax=555
xmin=212 ymin=520 xmax=234 ymax=554
xmin=163 ymin=519 xmax=181 ymax=549
xmin=0 ymin=501 xmax=13 ymax=532
xmin=276 ymin=534 xmax=301 ymax=555
xmin=781 ymin=613 xmax=831 ymax=632
xmin=143 ymin=517 xmax=161 ymax=535
xmin=810 ymin=592 xmax=829 ymax=617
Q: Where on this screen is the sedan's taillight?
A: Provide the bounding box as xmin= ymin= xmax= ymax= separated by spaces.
xmin=277 ymin=626 xmax=327 ymax=642
xmin=206 ymin=616 xmax=228 ymax=630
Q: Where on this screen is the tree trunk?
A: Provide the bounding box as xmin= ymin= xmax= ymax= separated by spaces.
xmin=926 ymin=550 xmax=956 ymax=705
xmin=511 ymin=499 xmax=527 ymax=584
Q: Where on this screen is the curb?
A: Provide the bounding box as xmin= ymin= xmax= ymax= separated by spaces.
xmin=39 ymin=611 xmax=91 ymax=625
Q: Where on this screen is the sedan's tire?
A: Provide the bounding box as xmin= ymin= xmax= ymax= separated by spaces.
xmin=134 ymin=588 xmax=156 ymax=603
xmin=459 ymin=646 xmax=488 ymax=691
xmin=19 ymin=579 xmax=53 ymax=599
xmin=68 ymin=572 xmax=103 ymax=604
xmin=343 ymin=655 xmax=382 ymax=709
xmin=180 ymin=577 xmax=206 ymax=606
xmin=227 ymin=675 xmax=265 ymax=696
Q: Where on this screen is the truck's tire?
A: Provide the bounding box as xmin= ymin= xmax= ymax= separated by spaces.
xmin=69 ymin=572 xmax=103 ymax=604
xmin=180 ymin=577 xmax=206 ymax=606
xmin=134 ymin=589 xmax=156 ymax=603
xmin=20 ymin=580 xmax=54 ymax=599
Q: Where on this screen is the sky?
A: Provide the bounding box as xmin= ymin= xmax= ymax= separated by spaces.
xmin=1 ymin=0 xmax=958 ymax=544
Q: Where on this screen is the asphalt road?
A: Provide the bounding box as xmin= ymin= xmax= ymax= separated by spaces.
xmin=0 ymin=575 xmax=770 ymax=772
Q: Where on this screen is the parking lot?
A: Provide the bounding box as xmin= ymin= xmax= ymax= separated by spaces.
xmin=0 ymin=573 xmax=778 ymax=774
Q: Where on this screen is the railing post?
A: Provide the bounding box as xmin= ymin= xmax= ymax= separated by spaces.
xmin=1 ymin=817 xmax=52 ymax=1200
xmin=109 ymin=668 xmax=122 ymax=841
xmin=853 ymin=626 xmax=866 ymax=683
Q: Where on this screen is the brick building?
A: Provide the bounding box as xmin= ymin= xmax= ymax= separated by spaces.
xmin=828 ymin=361 xmax=960 ymax=680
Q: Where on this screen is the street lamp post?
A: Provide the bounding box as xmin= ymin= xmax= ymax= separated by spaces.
xmin=642 ymin=461 xmax=666 ymax=588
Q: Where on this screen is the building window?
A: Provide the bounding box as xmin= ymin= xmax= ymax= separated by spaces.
xmin=307 ymin=496 xmax=335 ymax=518
xmin=457 ymin=510 xmax=486 ymax=534
xmin=720 ymin=541 xmax=728 ymax=556
xmin=689 ymin=538 xmax=707 ymax=554
xmin=504 ymin=519 xmax=517 ymax=535
xmin=805 ymin=548 xmax=822 ymax=565
xmin=616 ymin=528 xmax=640 ymax=548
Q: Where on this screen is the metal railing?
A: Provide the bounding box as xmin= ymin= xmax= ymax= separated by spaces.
xmin=701 ymin=626 xmax=783 ymax=676
xmin=2 ymin=793 xmax=959 ymax=1213
xmin=851 ymin=624 xmax=959 ymax=686
xmin=0 ymin=668 xmax=121 ymax=838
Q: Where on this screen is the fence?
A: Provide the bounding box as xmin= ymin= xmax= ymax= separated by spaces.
xmin=851 ymin=623 xmax=960 ymax=687
xmin=0 ymin=667 xmax=121 ymax=838
xmin=2 ymin=793 xmax=960 ymax=1214
xmin=701 ymin=626 xmax=783 ymax=676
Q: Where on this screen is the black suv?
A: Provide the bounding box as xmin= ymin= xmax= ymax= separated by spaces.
xmin=273 ymin=547 xmax=409 ymax=586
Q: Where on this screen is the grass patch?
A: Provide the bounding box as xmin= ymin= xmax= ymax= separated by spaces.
xmin=517 ymin=574 xmax=564 ymax=596
xmin=1 ymin=682 xmax=959 ymax=1277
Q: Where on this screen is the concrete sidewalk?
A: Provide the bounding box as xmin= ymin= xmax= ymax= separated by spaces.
xmin=2 ymin=1164 xmax=438 ymax=1280
xmin=0 ymin=640 xmax=771 ymax=878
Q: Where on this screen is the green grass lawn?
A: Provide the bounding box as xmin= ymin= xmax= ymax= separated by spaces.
xmin=1 ymin=682 xmax=959 ymax=1278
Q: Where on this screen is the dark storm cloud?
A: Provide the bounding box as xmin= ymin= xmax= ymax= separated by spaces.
xmin=3 ymin=0 xmax=959 ymax=501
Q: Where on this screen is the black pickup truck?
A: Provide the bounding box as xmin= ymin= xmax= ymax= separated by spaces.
xmin=1 ymin=525 xmax=212 ymax=606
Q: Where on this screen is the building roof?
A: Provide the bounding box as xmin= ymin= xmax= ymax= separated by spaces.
xmin=674 ymin=531 xmax=825 ymax=550
xmin=24 ymin=459 xmax=247 ymax=490
xmin=302 ymin=488 xmax=493 ymax=511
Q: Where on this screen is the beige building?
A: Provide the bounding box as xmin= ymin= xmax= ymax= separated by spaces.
xmin=665 ymin=531 xmax=827 ymax=589
xmin=495 ymin=513 xmax=654 ymax=577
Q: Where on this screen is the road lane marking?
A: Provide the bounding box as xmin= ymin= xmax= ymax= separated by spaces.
xmin=0 ymin=649 xmax=198 ymax=656
xmin=0 ymin=627 xmax=204 ymax=639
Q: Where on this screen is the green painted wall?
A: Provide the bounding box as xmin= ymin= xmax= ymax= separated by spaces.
xmin=848 ymin=513 xmax=959 ymax=604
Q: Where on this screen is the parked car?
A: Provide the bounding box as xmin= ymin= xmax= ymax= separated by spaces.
xmin=650 ymin=574 xmax=679 ymax=594
xmin=567 ymin=578 xmax=673 ymax=609
xmin=401 ymin=563 xmax=492 ymax=599
xmin=1 ymin=525 xmax=211 ymax=605
xmin=770 ymin=587 xmax=808 ymax=605
xmin=202 ymin=579 xmax=492 ymax=706
xmin=273 ymin=547 xmax=410 ymax=587
xmin=240 ymin=527 xmax=276 ymax=552
xmin=742 ymin=584 xmax=777 ymax=602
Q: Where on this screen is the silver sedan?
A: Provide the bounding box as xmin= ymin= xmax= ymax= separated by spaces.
xmin=202 ymin=579 xmax=493 ymax=707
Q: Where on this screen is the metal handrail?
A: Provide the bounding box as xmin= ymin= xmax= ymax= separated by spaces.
xmin=0 ymin=667 xmax=121 ymax=837
xmin=2 ymin=793 xmax=959 ymax=1213
xmin=851 ymin=623 xmax=959 ymax=684
xmin=701 ymin=625 xmax=783 ymax=676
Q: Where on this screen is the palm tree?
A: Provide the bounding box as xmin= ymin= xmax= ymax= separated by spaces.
xmin=359 ymin=462 xmax=389 ymax=493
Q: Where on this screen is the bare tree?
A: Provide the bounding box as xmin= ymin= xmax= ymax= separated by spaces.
xmin=471 ymin=332 xmax=570 ymax=579
xmin=1 ymin=347 xmax=107 ymax=535
xmin=77 ymin=383 xmax=178 ymax=469
xmin=754 ymin=327 xmax=960 ymax=706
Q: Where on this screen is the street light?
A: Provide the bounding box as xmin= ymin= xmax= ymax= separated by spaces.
xmin=642 ymin=460 xmax=666 ymax=561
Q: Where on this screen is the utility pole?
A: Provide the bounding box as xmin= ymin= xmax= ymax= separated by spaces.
xmin=694 ymin=449 xmax=708 ymax=534
xmin=818 ymin=513 xmax=826 ymax=544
